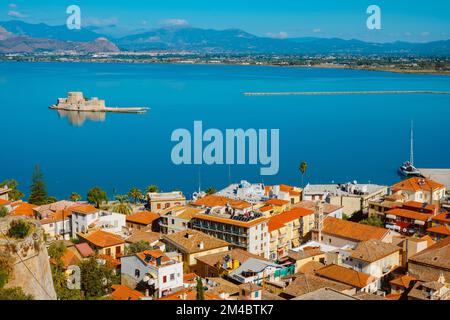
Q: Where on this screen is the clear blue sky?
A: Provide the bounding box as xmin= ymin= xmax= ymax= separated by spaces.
xmin=1 ymin=0 xmax=449 ymax=42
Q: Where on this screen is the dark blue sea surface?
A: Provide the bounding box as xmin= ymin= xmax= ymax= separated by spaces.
xmin=1 ymin=61 xmax=449 ymax=199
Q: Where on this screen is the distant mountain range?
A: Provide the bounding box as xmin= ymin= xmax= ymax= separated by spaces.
xmin=1 ymin=20 xmax=449 ymax=56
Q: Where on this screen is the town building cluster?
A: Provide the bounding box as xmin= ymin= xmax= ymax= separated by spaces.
xmin=0 ymin=176 xmax=449 ymax=300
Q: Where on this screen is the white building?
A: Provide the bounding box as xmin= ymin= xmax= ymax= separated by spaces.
xmin=121 ymin=249 xmax=183 ymax=298
xmin=70 ymin=204 xmax=126 ymax=238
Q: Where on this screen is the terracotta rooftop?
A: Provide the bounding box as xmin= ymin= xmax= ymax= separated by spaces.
xmin=268 ymin=207 xmax=315 ymax=233
xmin=162 ymin=229 xmax=229 ymax=254
xmin=126 ymin=211 xmax=159 ymax=225
xmin=74 ymin=242 xmax=94 ymax=258
xmin=350 ymin=239 xmax=401 ymax=263
xmin=391 ymin=177 xmax=445 ymax=192
xmin=79 ymin=230 xmax=125 ymax=248
xmin=431 ymin=211 xmax=450 ymax=223
xmin=389 ymin=274 xmax=417 ymax=288
xmin=386 ymin=208 xmax=432 ymax=222
xmin=288 ymin=248 xmax=324 ymax=261
xmin=193 ymin=212 xmax=267 ymax=228
xmin=409 ymin=236 xmax=450 ymax=271
xmin=135 ymin=249 xmax=172 ymax=266
xmin=299 ymin=261 xmax=325 ymax=274
xmin=159 ymin=205 xmax=203 ymax=220
xmin=315 ymin=264 xmax=374 ymax=289
xmin=321 ymin=217 xmax=389 ymax=242
xmin=293 ymin=200 xmax=343 ymax=214
xmin=111 ymin=284 xmax=144 ymax=300
xmin=157 ymin=288 xmax=223 ymax=300
xmin=125 ymin=230 xmax=161 ymax=244
xmin=265 ymin=199 xmax=289 ymax=206
xmin=9 ymin=202 xmax=37 ymax=217
xmin=70 ymin=204 xmax=99 ymax=215
xmin=40 ymin=209 xmax=72 ymax=224
xmin=0 ymin=199 xmax=11 ymax=206
xmin=191 ymin=195 xmax=252 ymax=210
xmin=283 ymin=273 xmax=352 ymax=298
xmin=195 ymin=248 xmax=269 ymax=267
xmin=427 ymin=225 xmax=450 ymax=237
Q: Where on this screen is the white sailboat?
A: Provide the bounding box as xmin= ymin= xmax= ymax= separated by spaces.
xmin=398 ymin=121 xmax=421 ymax=177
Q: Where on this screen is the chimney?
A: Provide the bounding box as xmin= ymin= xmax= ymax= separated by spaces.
xmin=314 ymin=202 xmax=324 ymax=241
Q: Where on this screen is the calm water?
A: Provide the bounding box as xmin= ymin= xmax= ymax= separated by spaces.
xmin=1 ymin=61 xmax=449 ymax=200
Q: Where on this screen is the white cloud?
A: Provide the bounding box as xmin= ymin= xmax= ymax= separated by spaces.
xmin=266 ymin=31 xmax=288 ymax=39
xmin=162 ymin=18 xmax=189 ymax=26
xmin=7 ymin=10 xmax=27 ymax=18
xmin=313 ymin=28 xmax=321 ymax=33
xmin=9 ymin=3 xmax=17 ymax=8
xmin=420 ymin=31 xmax=430 ymax=37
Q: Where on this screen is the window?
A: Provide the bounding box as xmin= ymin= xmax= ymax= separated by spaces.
xmin=171 ymin=219 xmax=175 ymax=225
xmin=163 ymin=276 xmax=167 ymax=283
xmin=105 ymin=248 xmax=111 ymax=256
xmin=116 ymin=246 xmax=121 ymax=254
xmin=254 ymin=291 xmax=259 ymax=298
xmin=157 ymin=203 xmax=161 ymax=209
xmin=135 ymin=269 xmax=140 ymax=278
xmin=165 ymin=203 xmax=170 ymax=209
xmin=170 ymin=273 xmax=175 ymax=281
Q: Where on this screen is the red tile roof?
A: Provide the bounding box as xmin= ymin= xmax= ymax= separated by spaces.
xmin=315 ymin=264 xmax=374 ymax=289
xmin=386 ymin=208 xmax=431 ymax=222
xmin=0 ymin=199 xmax=11 ymax=206
xmin=389 ymin=274 xmax=417 ymax=288
xmin=70 ymin=204 xmax=99 ymax=215
xmin=192 ymin=195 xmax=251 ymax=210
xmin=265 ymin=199 xmax=289 ymax=206
xmin=111 ymin=285 xmax=144 ymax=300
xmin=9 ymin=202 xmax=37 ymax=217
xmin=268 ymin=207 xmax=314 ymax=232
xmin=75 ymin=243 xmax=94 ymax=258
xmin=322 ymin=217 xmax=389 ymax=242
xmin=126 ymin=211 xmax=159 ymax=225
xmin=427 ymin=225 xmax=450 ymax=236
xmin=391 ymin=177 xmax=445 ymax=192
xmin=80 ymin=230 xmax=125 ymax=248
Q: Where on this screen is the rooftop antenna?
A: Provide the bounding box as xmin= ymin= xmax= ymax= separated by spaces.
xmin=410 ymin=120 xmax=414 ymax=165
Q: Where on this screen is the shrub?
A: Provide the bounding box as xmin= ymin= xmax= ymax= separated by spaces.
xmin=8 ymin=220 xmax=31 ymax=239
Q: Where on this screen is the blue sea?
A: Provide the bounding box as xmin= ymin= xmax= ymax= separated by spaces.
xmin=1 ymin=61 xmax=449 ymax=200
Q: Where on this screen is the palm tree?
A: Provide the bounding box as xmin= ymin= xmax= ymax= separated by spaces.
xmin=69 ymin=192 xmax=81 ymax=202
xmin=111 ymin=195 xmax=132 ymax=215
xmin=146 ymin=185 xmax=159 ymax=193
xmin=128 ymin=187 xmax=143 ymax=204
xmin=299 ymin=161 xmax=308 ymax=187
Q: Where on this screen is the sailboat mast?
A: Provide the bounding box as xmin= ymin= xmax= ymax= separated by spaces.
xmin=410 ymin=120 xmax=414 ymax=165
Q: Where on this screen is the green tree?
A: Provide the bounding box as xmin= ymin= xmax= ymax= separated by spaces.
xmin=299 ymin=161 xmax=308 ymax=187
xmin=28 ymin=165 xmax=50 ymax=205
xmin=8 ymin=220 xmax=31 ymax=239
xmin=79 ymin=256 xmax=118 ymax=299
xmin=128 ymin=187 xmax=143 ymax=204
xmin=87 ymin=187 xmax=108 ymax=209
xmin=0 ymin=253 xmax=14 ymax=289
xmin=126 ymin=241 xmax=152 ymax=254
xmin=0 ymin=179 xmax=24 ymax=201
xmin=0 ymin=206 xmax=8 ymax=218
xmin=69 ymin=192 xmax=82 ymax=202
xmin=146 ymin=185 xmax=159 ymax=193
xmin=48 ymin=241 xmax=66 ymax=260
xmin=111 ymin=195 xmax=132 ymax=215
xmin=196 ymin=277 xmax=205 ymax=300
xmin=0 ymin=287 xmax=33 ymax=300
xmin=205 ymin=187 xmax=216 ymax=195
xmin=360 ymin=216 xmax=384 ymax=228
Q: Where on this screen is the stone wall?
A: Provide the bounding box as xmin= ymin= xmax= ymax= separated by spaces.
xmin=0 ymin=216 xmax=57 ymax=300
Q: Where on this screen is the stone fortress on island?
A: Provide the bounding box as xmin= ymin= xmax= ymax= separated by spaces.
xmin=50 ymin=92 xmax=148 ymax=114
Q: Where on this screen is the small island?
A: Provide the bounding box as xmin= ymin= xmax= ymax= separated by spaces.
xmin=49 ymin=92 xmax=149 ymax=114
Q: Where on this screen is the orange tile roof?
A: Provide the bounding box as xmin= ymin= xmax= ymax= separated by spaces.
xmin=420 ymin=235 xmax=435 ymax=247
xmin=10 ymin=202 xmax=37 ymax=217
xmin=157 ymin=288 xmax=223 ymax=300
xmin=60 ymin=249 xmax=81 ymax=268
xmin=386 ymin=208 xmax=431 ymax=222
xmin=259 ymin=205 xmax=273 ymax=212
xmin=268 ymin=207 xmax=314 ymax=232
xmin=385 ymin=293 xmax=402 ymax=300
xmin=0 ymin=199 xmax=11 ymax=206
xmin=183 ymin=273 xmax=198 ymax=284
xmin=427 ymin=225 xmax=450 ymax=236
xmin=80 ymin=230 xmax=125 ymax=248
xmin=403 ymin=201 xmax=438 ymax=212
xmin=391 ymin=177 xmax=445 ymax=192
xmin=322 ymin=217 xmax=389 ymax=242
xmin=135 ymin=249 xmax=171 ymax=266
xmin=40 ymin=209 xmax=72 ymax=224
xmin=432 ymin=212 xmax=450 ymax=223
xmin=111 ymin=284 xmax=144 ymax=300
xmin=193 ymin=213 xmax=267 ymax=228
xmin=162 ymin=229 xmax=229 ymax=253
xmin=389 ymin=274 xmax=417 ymax=288
xmin=70 ymin=204 xmax=99 ymax=215
xmin=268 ymin=219 xmax=286 ymax=232
xmin=266 ymin=198 xmax=289 ymax=206
xmin=192 ymin=195 xmax=251 ymax=210
xmin=315 ymin=264 xmax=373 ymax=289
xmin=126 ymin=211 xmax=159 ymax=225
